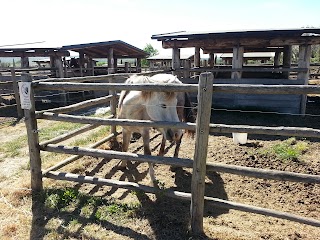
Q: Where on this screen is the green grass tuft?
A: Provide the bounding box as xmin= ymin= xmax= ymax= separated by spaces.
xmin=268 ymin=137 xmax=308 ymax=162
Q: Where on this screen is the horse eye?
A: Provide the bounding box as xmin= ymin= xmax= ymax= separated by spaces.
xmin=160 ymin=104 xmax=167 ymax=109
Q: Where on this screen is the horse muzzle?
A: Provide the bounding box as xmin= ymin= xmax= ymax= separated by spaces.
xmin=166 ymin=129 xmax=183 ymax=142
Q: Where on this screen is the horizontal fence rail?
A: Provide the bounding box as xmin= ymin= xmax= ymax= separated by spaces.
xmin=36 ymin=95 xmax=115 ymax=114
xmin=45 ymin=171 xmax=320 ymax=227
xmin=34 ymin=70 xmax=169 ymax=83
xmin=36 ymin=112 xmax=320 ymax=139
xmin=181 ymin=67 xmax=309 ymax=73
xmin=34 ymin=82 xmax=320 ymax=95
xmin=41 ymin=144 xmax=320 ymax=184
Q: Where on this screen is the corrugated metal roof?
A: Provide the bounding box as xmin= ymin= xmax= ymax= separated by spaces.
xmin=62 ymin=40 xmax=147 ymax=58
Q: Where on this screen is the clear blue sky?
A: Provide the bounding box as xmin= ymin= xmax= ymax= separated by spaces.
xmin=1 ymin=0 xmax=319 ymax=54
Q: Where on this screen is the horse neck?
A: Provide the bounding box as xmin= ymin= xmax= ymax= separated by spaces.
xmin=118 ymin=91 xmax=150 ymax=120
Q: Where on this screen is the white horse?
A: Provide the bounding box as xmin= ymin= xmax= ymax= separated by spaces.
xmin=117 ymin=73 xmax=194 ymax=183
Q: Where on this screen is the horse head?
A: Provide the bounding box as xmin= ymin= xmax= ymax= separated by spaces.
xmin=143 ymin=90 xmax=182 ymax=142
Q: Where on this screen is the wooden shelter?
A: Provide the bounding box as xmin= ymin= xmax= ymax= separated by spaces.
xmin=147 ymin=53 xmax=209 ymax=70
xmin=220 ymin=52 xmax=275 ymax=65
xmin=152 ymin=28 xmax=320 ymax=114
xmin=61 ymin=40 xmax=148 ymax=75
xmin=0 ymin=47 xmax=69 ymax=77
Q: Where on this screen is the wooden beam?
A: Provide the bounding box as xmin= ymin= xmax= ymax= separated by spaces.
xmin=162 ymin=37 xmax=320 ymax=49
xmin=283 ymin=45 xmax=292 ymax=79
xmin=172 ymin=47 xmax=180 ymax=70
xmin=194 ymin=47 xmax=200 ymax=67
xmin=44 ymin=171 xmax=320 ymax=227
xmin=41 ymin=143 xmax=320 ymax=184
xmin=232 ymin=46 xmax=244 ymax=79
xmin=42 ymin=132 xmax=119 ymax=174
xmin=298 ymin=44 xmax=312 ymax=115
xmin=21 ymin=74 xmax=43 ymax=192
xmin=36 ymin=95 xmax=114 ymax=114
xmin=34 ymin=82 xmax=320 ymax=95
xmin=191 ymin=72 xmax=213 ymax=234
xmin=36 ymin=112 xmax=320 ymax=138
xmin=108 ymin=48 xmax=115 ymax=74
xmin=11 ymin=68 xmax=23 ymax=118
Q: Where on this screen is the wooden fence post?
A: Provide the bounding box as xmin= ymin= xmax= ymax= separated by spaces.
xmin=21 ymin=73 xmax=43 ymax=193
xmin=109 ymin=77 xmax=117 ymax=135
xmin=191 ymin=72 xmax=213 ymax=234
xmin=11 ymin=67 xmax=23 ymax=118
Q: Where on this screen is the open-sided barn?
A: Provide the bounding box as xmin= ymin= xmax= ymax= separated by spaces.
xmin=152 ymin=28 xmax=320 ymax=114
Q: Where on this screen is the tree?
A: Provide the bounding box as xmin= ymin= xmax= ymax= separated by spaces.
xmin=141 ymin=44 xmax=159 ymax=67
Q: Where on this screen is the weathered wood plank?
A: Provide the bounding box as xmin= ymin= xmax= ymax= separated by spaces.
xmin=21 ymin=74 xmax=43 ymax=192
xmin=11 ymin=68 xmax=23 ymax=118
xmin=42 ymin=132 xmax=119 ymax=175
xmin=36 ymin=95 xmax=114 ymax=114
xmin=298 ymin=45 xmax=312 ymax=115
xmin=191 ymin=72 xmax=213 ymax=234
xmin=34 ymin=82 xmax=320 ymax=95
xmin=35 ymin=70 xmax=168 ymax=83
xmin=45 ymin=171 xmax=320 ymax=227
xmin=36 ymin=112 xmax=320 ymax=138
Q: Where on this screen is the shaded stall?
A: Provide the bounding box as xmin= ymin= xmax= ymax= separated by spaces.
xmin=61 ymin=40 xmax=148 ymax=76
xmin=152 ymin=28 xmax=320 ymax=114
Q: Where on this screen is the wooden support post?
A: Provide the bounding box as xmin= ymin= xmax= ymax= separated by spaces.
xmin=232 ymin=46 xmax=244 ymax=79
xmin=21 ymin=74 xmax=44 ymax=229
xmin=191 ymin=72 xmax=213 ymax=235
xmin=21 ymin=56 xmax=29 ymax=68
xmin=11 ymin=67 xmax=23 ymax=118
xmin=109 ymin=78 xmax=117 ymax=135
xmin=274 ymin=50 xmax=281 ymax=67
xmin=21 ymin=73 xmax=43 ymax=192
xmin=125 ymin=62 xmax=129 ymax=73
xmin=79 ymin=51 xmax=84 ymax=77
xmin=108 ymin=48 xmax=115 ymax=74
xmin=54 ymin=57 xmax=67 ymax=106
xmin=209 ymin=53 xmax=214 ymax=68
xmin=194 ymin=47 xmax=201 ymax=68
xmin=50 ymin=56 xmax=55 ymax=76
xmin=298 ymin=44 xmax=312 ymax=115
xmin=172 ymin=47 xmax=181 ymax=77
xmin=136 ymin=58 xmax=141 ymax=73
xmin=283 ymin=45 xmax=292 ymax=79
xmin=55 ymin=57 xmax=64 ymax=78
xmin=183 ymin=60 xmax=191 ymax=78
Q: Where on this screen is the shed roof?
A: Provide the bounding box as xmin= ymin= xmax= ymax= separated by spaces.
xmin=0 ymin=48 xmax=70 ymax=57
xmin=151 ymin=28 xmax=320 ymax=52
xmin=152 ymin=28 xmax=320 ymax=40
xmin=62 ymin=40 xmax=147 ymax=58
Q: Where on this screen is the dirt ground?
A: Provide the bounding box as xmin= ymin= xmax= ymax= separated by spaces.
xmin=0 ymin=101 xmax=320 ymax=239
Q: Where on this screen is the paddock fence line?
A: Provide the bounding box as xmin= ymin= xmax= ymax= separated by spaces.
xmin=21 ymin=72 xmax=320 ymax=235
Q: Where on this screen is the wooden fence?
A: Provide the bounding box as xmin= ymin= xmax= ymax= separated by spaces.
xmin=20 ymin=72 xmax=320 ymax=235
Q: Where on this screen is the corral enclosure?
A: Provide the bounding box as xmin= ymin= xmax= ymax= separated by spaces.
xmin=15 ymin=69 xmax=320 ymax=239
xmin=1 ymin=28 xmax=320 ymax=239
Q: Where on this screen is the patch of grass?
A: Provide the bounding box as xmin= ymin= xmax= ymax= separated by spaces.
xmin=0 ymin=135 xmax=27 ymax=157
xmin=38 ymin=122 xmax=83 ymax=142
xmin=262 ymin=137 xmax=308 ymax=162
xmin=71 ymin=126 xmax=110 ymax=147
xmin=44 ymin=188 xmax=141 ymax=220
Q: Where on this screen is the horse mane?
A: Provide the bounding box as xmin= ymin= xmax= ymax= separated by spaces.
xmin=123 ymin=74 xmax=177 ymax=101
